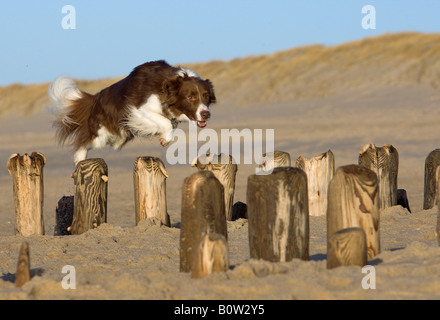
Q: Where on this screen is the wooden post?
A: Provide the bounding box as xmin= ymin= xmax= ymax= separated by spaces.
xmin=258 ymin=150 xmax=291 ymax=173
xmin=180 ymin=171 xmax=227 ymax=272
xmin=54 ymin=196 xmax=74 ymax=236
xmin=7 ymin=152 xmax=46 ymax=236
xmin=70 ymin=158 xmax=108 ymax=235
xmin=191 ymin=233 xmax=229 ymax=279
xmin=296 ymin=150 xmax=335 ymax=217
xmin=327 ymin=164 xmax=380 ymax=259
xmin=438 ymin=200 xmax=440 ymax=246
xmin=423 ymin=149 xmax=440 ymax=210
xmin=437 ymin=205 xmax=440 ymax=246
xmin=134 ymin=156 xmax=170 ymax=226
xmin=15 ymin=241 xmax=31 ymax=288
xmin=358 ymin=144 xmax=398 ymax=209
xmin=327 ymin=228 xmax=368 ymax=269
xmin=231 ymin=201 xmax=248 ymax=221
xmin=192 ymin=153 xmax=237 ymax=221
xmin=397 ymin=189 xmax=411 ymax=213
xmin=247 ymin=167 xmax=309 ymax=262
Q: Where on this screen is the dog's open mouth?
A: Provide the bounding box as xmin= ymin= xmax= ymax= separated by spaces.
xmin=196 ymin=121 xmax=207 ymax=128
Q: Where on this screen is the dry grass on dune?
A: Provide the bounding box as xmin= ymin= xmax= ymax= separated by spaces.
xmin=1 ymin=32 xmax=440 ymax=116
xmin=0 ymin=83 xmax=49 ymax=116
xmin=186 ymin=32 xmax=440 ymax=105
xmin=0 ymin=78 xmax=122 ymax=116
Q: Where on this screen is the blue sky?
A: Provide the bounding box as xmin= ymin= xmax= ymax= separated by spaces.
xmin=0 ymin=0 xmax=439 ymax=86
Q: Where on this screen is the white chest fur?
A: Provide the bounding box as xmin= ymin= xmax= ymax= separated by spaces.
xmin=124 ymin=94 xmax=173 ymax=140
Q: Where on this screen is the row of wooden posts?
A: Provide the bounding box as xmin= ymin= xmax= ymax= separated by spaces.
xmin=6 ymin=146 xmax=440 ymax=279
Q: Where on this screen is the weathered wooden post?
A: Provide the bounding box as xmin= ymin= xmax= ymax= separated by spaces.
xmin=192 ymin=153 xmax=237 ymax=221
xmin=438 ymin=200 xmax=440 ymax=246
xmin=423 ymin=149 xmax=440 ymax=210
xmin=296 ymin=150 xmax=335 ymax=217
xmin=54 ymin=196 xmax=74 ymax=236
xmin=231 ymin=201 xmax=248 ymax=221
xmin=180 ymin=171 xmax=227 ymax=272
xmin=327 ymin=227 xmax=368 ymax=269
xmin=437 ymin=200 xmax=440 ymax=246
xmin=358 ymin=144 xmax=398 ymax=209
xmin=258 ymin=150 xmax=291 ymax=173
xmin=247 ymin=167 xmax=309 ymax=262
xmin=7 ymin=152 xmax=46 ymax=236
xmin=327 ymin=165 xmax=380 ymax=259
xmin=191 ymin=233 xmax=229 ymax=279
xmin=134 ymin=156 xmax=170 ymax=226
xmin=397 ymin=189 xmax=411 ymax=213
xmin=70 ymin=158 xmax=108 ymax=235
xmin=15 ymin=241 xmax=31 ymax=288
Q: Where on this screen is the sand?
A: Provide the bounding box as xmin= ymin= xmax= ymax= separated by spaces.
xmin=0 ymin=81 xmax=440 ymax=300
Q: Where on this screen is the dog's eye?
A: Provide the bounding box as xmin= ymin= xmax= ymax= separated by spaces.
xmin=187 ymin=96 xmax=197 ymax=101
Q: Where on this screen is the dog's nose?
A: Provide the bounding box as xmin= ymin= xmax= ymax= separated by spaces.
xmin=200 ymin=110 xmax=211 ymax=120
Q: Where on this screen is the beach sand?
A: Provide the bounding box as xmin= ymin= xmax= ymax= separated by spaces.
xmin=1 ymin=81 xmax=440 ymax=300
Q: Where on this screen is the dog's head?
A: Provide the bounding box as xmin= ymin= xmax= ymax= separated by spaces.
xmin=163 ymin=74 xmax=216 ymax=128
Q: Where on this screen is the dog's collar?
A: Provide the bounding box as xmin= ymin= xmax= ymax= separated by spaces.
xmin=171 ymin=118 xmax=178 ymax=129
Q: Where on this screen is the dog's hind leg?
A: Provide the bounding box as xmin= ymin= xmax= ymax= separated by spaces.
xmin=74 ymin=146 xmax=88 ymax=166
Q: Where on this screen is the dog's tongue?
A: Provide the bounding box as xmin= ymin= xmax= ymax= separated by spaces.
xmin=196 ymin=121 xmax=207 ymax=128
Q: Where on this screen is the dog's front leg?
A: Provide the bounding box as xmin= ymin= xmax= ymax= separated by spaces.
xmin=160 ymin=127 xmax=174 ymax=147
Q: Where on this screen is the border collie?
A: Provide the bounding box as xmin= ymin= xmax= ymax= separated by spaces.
xmin=48 ymin=60 xmax=216 ymax=165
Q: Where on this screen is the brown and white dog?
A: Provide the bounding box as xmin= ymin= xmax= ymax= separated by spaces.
xmin=48 ymin=60 xmax=216 ymax=165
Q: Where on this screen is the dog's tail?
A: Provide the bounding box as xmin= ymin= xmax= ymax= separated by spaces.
xmin=47 ymin=76 xmax=95 ymax=149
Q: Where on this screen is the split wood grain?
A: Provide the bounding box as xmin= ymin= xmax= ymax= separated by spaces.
xmin=134 ymin=156 xmax=170 ymax=226
xmin=296 ymin=150 xmax=335 ymax=217
xmin=258 ymin=150 xmax=291 ymax=174
xmin=192 ymin=153 xmax=237 ymax=221
xmin=359 ymin=144 xmax=398 ymax=209
xmin=180 ymin=171 xmax=227 ymax=272
xmin=327 ymin=164 xmax=380 ymax=259
xmin=70 ymin=158 xmax=108 ymax=235
xmin=7 ymin=152 xmax=46 ymax=236
xmin=247 ymin=167 xmax=309 ymax=262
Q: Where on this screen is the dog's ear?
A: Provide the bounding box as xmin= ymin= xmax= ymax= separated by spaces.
xmin=205 ymin=79 xmax=216 ymax=104
xmin=162 ymin=77 xmax=182 ymax=105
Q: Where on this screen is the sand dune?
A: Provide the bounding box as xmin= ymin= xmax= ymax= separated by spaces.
xmin=0 ymin=32 xmax=440 ymax=300
xmin=1 ymin=32 xmax=440 ymax=115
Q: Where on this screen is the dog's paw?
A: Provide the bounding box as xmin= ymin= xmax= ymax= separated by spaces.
xmin=160 ymin=138 xmax=170 ymax=147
